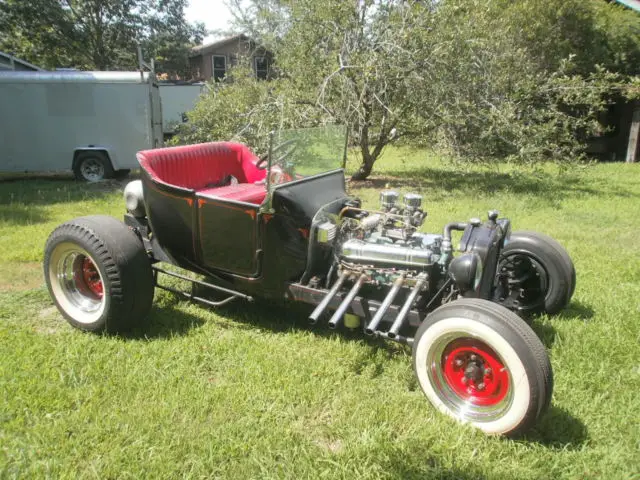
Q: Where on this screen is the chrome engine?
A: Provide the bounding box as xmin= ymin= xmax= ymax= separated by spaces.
xmin=340 ymin=233 xmax=441 ymax=268
xmin=309 ymin=191 xmax=507 ymax=341
xmin=333 ymin=191 xmax=442 ymax=270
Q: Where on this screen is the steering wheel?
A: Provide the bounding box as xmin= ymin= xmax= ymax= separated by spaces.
xmin=256 ymin=139 xmax=298 ymax=170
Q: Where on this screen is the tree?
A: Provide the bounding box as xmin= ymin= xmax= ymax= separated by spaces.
xmin=0 ymin=0 xmax=204 ymax=76
xmin=182 ymin=0 xmax=640 ymax=178
xmin=215 ymin=0 xmax=441 ymax=179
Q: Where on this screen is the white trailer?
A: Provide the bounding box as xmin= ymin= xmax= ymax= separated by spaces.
xmin=158 ymin=83 xmax=204 ymax=136
xmin=0 ymin=71 xmax=163 ymax=181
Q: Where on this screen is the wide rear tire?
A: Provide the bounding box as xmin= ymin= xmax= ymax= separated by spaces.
xmin=412 ymin=299 xmax=552 ymax=436
xmin=43 ymin=215 xmax=154 ymax=333
xmin=495 ymin=231 xmax=575 ymax=316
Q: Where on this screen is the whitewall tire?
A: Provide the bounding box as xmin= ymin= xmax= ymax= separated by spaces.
xmin=412 ymin=299 xmax=552 ymax=436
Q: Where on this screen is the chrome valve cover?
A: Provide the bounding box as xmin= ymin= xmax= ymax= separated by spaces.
xmin=340 ymin=238 xmax=436 ymax=267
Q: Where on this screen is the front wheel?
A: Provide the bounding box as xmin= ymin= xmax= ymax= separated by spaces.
xmin=44 ymin=215 xmax=154 ymax=333
xmin=412 ymin=299 xmax=552 ymax=436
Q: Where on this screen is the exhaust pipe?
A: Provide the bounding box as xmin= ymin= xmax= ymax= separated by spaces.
xmin=364 ymin=274 xmax=405 ymax=335
xmin=387 ymin=277 xmax=426 ymax=339
xmin=328 ymin=274 xmax=367 ymax=329
xmin=308 ymin=271 xmax=349 ymax=325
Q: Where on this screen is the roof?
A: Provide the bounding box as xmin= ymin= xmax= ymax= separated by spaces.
xmin=0 ymin=51 xmax=44 ymax=71
xmin=0 ymin=71 xmax=153 ymax=84
xmin=189 ymin=34 xmax=251 ymax=57
xmin=614 ymin=0 xmax=640 ymax=13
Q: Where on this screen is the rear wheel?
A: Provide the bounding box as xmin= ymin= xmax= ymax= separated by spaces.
xmin=495 ymin=231 xmax=575 ymax=315
xmin=412 ymin=299 xmax=552 ymax=436
xmin=44 ymin=215 xmax=154 ymax=333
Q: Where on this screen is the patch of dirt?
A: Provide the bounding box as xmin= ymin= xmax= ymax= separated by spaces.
xmin=35 ymin=306 xmax=63 ymax=334
xmin=314 ymin=438 xmax=343 ymax=454
xmin=39 ymin=306 xmax=59 ymax=319
xmin=0 ymin=262 xmax=43 ymax=292
xmin=347 ymin=175 xmax=418 ymax=190
xmin=35 ymin=325 xmax=61 ymax=335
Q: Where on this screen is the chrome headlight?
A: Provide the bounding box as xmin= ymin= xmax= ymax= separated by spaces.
xmin=123 ymin=180 xmax=146 ymax=217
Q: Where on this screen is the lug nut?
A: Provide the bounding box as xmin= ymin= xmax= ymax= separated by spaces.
xmin=477 ymin=382 xmax=485 ymax=391
xmin=469 ymin=354 xmax=477 ymax=362
xmin=484 ymin=368 xmax=492 ymax=375
xmin=455 ymin=359 xmax=464 ymax=367
xmin=461 ymin=377 xmax=469 ymax=385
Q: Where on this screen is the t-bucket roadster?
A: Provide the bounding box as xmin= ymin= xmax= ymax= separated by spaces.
xmin=43 ymin=126 xmax=575 ymax=437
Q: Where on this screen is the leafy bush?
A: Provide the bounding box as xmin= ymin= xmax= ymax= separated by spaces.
xmin=174 ymin=64 xmax=327 ymax=155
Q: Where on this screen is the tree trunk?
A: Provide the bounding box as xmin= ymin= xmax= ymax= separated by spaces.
xmin=351 ymin=121 xmax=390 ymax=181
xmin=352 ymin=121 xmax=375 ymax=180
xmin=351 ymin=148 xmax=376 ymax=180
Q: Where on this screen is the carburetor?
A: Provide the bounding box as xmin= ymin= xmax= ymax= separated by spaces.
xmin=379 ymin=190 xmax=425 ymax=227
xmin=402 ymin=193 xmax=425 ymax=228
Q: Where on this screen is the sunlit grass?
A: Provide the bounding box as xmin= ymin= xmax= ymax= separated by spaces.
xmin=1 ymin=151 xmax=639 ymax=479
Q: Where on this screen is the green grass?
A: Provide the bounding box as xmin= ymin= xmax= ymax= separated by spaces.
xmin=1 ymin=151 xmax=640 ymax=479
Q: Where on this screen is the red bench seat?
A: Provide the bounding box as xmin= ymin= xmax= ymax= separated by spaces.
xmin=198 ymin=183 xmax=267 ymax=204
xmin=137 ymin=142 xmax=267 ymax=205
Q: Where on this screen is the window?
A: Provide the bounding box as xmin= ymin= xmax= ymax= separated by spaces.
xmin=254 ymin=56 xmax=269 ymax=80
xmin=212 ymin=55 xmax=226 ymax=81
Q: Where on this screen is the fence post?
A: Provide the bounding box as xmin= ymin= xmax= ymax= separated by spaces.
xmin=626 ymin=102 xmax=640 ymax=163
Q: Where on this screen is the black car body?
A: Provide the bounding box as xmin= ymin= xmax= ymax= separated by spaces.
xmin=44 ymin=126 xmax=575 ymax=436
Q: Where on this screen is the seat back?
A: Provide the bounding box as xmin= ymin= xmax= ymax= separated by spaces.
xmin=137 ymin=142 xmax=265 ymax=191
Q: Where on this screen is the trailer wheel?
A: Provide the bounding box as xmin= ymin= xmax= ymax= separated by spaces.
xmin=44 ymin=215 xmax=154 ymax=333
xmin=412 ymin=299 xmax=552 ymax=436
xmin=73 ymin=151 xmax=114 ymax=182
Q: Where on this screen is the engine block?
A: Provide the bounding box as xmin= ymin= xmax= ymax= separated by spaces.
xmin=340 ymin=232 xmax=442 ymax=269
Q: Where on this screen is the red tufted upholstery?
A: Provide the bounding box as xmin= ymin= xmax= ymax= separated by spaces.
xmin=137 ymin=142 xmax=267 ymax=203
xmin=198 ymin=183 xmax=268 ymax=204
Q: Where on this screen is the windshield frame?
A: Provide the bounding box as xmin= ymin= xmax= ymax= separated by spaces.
xmin=261 ymin=125 xmax=349 ymax=212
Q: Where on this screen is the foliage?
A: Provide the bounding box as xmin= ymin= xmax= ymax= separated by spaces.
xmin=181 ymin=0 xmax=640 ymax=178
xmin=174 ymin=63 xmax=323 ymax=154
xmin=2 ymin=157 xmax=640 ymax=477
xmin=414 ymin=0 xmax=640 ymax=164
xmin=0 ymin=0 xmax=205 ymax=76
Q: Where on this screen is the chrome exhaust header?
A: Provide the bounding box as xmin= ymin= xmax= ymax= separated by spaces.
xmin=327 ymin=274 xmax=367 ymax=329
xmin=308 ymin=271 xmax=349 ymax=325
xmin=364 ymin=274 xmax=405 ymax=335
xmin=387 ymin=277 xmax=426 ymax=339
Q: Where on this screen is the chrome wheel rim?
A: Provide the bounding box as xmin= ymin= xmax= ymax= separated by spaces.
xmin=80 ymin=158 xmax=105 ymax=182
xmin=426 ymin=332 xmax=514 ymax=423
xmin=48 ymin=243 xmax=106 ymax=324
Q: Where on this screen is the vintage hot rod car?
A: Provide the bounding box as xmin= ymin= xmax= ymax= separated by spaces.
xmin=43 ymin=127 xmax=575 ymax=436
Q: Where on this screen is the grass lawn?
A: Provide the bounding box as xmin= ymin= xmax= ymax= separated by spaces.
xmin=1 ymin=150 xmax=639 ymax=479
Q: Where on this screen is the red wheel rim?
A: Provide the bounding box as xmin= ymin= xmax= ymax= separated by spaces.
xmin=441 ymin=339 xmax=509 ymax=407
xmin=74 ymin=256 xmax=103 ymax=299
